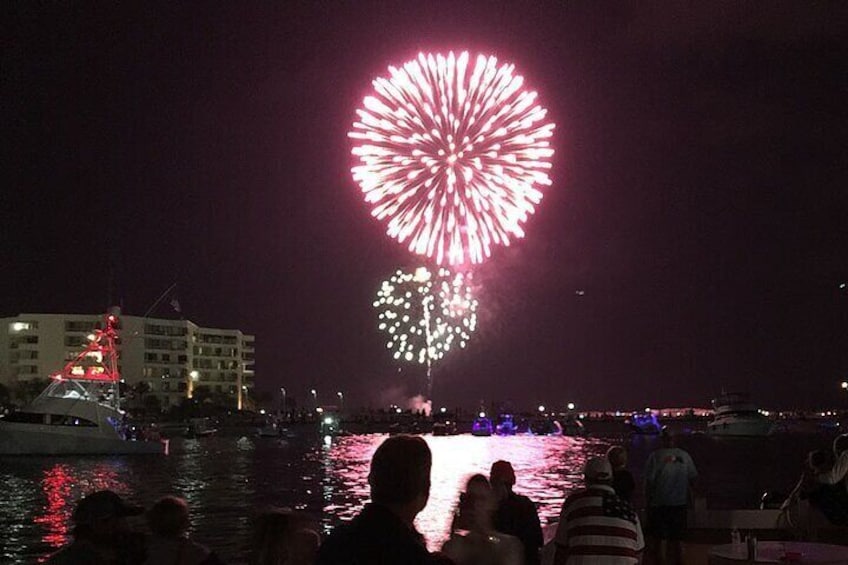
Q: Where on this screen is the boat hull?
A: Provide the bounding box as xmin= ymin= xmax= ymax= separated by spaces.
xmin=0 ymin=422 xmax=167 ymax=455
xmin=707 ymin=418 xmax=774 ymax=437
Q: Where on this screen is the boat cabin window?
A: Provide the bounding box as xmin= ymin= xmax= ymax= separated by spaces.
xmin=1 ymin=411 xmax=97 ymax=427
xmin=1 ymin=411 xmax=46 ymax=424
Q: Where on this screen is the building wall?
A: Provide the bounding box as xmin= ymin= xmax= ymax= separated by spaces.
xmin=0 ymin=312 xmax=255 ymax=410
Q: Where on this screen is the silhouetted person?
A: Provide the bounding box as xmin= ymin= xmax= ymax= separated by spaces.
xmin=607 ymin=445 xmax=636 ymax=503
xmin=811 ymin=434 xmax=848 ymax=524
xmin=554 ymin=457 xmax=644 ymax=564
xmin=643 ymin=429 xmax=698 ymax=565
xmin=442 ymin=474 xmax=523 ymax=565
xmin=250 ymin=507 xmax=320 ymax=565
xmin=48 ymin=490 xmax=146 ymax=565
xmin=144 ymin=496 xmax=223 ymax=565
xmin=316 ymin=435 xmax=452 ymax=565
xmin=489 ymin=460 xmax=543 ymax=565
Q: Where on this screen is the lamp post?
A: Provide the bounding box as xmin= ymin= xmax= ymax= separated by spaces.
xmin=188 ymin=370 xmax=200 ymax=399
xmin=310 ymin=388 xmax=317 ymax=409
xmin=337 ymin=391 xmax=344 ymax=413
xmin=280 ymin=387 xmax=287 ymax=417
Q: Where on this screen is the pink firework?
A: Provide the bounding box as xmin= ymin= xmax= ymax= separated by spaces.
xmin=349 ymin=51 xmax=555 ymax=265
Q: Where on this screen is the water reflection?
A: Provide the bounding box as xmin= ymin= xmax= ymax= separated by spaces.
xmin=320 ymin=434 xmax=609 ymax=550
xmin=35 ymin=461 xmax=127 ymax=549
xmin=0 ymin=429 xmax=826 ymax=563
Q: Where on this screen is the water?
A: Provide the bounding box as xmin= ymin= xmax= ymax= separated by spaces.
xmin=0 ymin=429 xmax=834 ymax=563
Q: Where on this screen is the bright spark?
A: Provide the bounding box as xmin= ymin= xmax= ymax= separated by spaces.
xmin=375 ymin=266 xmax=478 ymax=365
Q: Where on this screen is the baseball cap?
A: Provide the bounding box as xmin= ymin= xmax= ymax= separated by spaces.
xmin=583 ymin=457 xmax=612 ymax=481
xmin=490 ymin=460 xmax=516 ymax=486
xmin=73 ymin=490 xmax=144 ymax=525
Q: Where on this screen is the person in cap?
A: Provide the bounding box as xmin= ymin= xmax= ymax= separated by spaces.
xmin=144 ymin=496 xmax=224 ymax=565
xmin=489 ymin=460 xmax=544 ymax=565
xmin=553 ymin=457 xmax=644 ymax=565
xmin=811 ymin=433 xmax=848 ymax=524
xmin=643 ymin=428 xmax=698 ymax=565
xmin=48 ymin=490 xmax=146 ymax=565
xmin=316 ymin=435 xmax=453 ymax=565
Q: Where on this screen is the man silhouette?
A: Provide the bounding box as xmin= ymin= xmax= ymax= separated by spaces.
xmin=317 ymin=435 xmax=451 ymax=564
xmin=490 ymin=460 xmax=543 ymax=565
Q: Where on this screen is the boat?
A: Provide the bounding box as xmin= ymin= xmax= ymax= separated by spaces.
xmin=0 ymin=310 xmax=168 ymax=455
xmin=432 ymin=419 xmax=458 ymax=436
xmin=530 ymin=418 xmax=564 ymax=436
xmin=186 ymin=417 xmax=218 ymax=438
xmin=471 ymin=414 xmax=493 ymax=436
xmin=257 ymin=421 xmax=282 ymax=438
xmin=320 ymin=412 xmax=341 ymax=436
xmin=495 ymin=414 xmax=518 ymax=435
xmin=560 ymin=417 xmax=586 ymax=437
xmin=707 ymin=392 xmax=774 ymax=437
xmin=626 ymin=411 xmax=662 ymax=435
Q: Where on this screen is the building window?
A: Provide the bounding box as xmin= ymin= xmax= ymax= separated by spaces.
xmin=65 ymin=321 xmax=96 ymax=333
xmin=9 ymin=321 xmax=38 ymax=333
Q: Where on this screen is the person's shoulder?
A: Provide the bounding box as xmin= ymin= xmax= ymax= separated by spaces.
xmin=511 ymin=492 xmax=536 ymax=507
xmin=47 ymin=542 xmax=104 ymax=565
xmin=317 ymin=522 xmax=354 ymax=552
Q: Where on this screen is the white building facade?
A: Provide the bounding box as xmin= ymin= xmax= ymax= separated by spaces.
xmin=0 ymin=312 xmax=255 ymax=409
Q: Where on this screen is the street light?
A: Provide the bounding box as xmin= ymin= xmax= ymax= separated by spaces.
xmin=538 ymin=405 xmax=545 ymax=413
xmin=567 ymin=402 xmax=576 ymax=411
xmin=187 ymin=370 xmax=200 ymax=399
xmin=310 ymin=388 xmax=317 ymax=408
xmin=337 ymin=391 xmax=344 ymax=412
xmin=280 ymin=387 xmax=287 ymax=415
xmin=841 ymin=381 xmax=848 ymax=390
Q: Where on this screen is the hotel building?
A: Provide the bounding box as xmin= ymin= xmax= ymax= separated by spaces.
xmin=0 ymin=311 xmax=255 ymax=409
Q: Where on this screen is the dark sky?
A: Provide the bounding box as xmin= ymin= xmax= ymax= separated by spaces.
xmin=3 ymin=2 xmax=847 ymax=410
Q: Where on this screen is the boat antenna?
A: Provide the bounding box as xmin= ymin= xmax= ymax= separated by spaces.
xmin=143 ymin=282 xmax=178 ymax=318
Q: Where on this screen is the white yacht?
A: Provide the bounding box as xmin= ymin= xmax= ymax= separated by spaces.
xmin=707 ymin=392 xmax=774 ymax=437
xmin=0 ymin=310 xmax=168 ymax=455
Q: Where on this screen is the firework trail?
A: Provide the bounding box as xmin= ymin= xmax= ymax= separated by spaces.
xmin=374 ymin=266 xmax=478 ymax=397
xmin=350 ymin=51 xmax=555 ymax=266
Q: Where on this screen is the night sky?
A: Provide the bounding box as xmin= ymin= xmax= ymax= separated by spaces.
xmin=3 ymin=2 xmax=847 ymax=410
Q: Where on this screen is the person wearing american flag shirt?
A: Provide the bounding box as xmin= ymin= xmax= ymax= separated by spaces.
xmin=553 ymin=457 xmax=645 ymax=564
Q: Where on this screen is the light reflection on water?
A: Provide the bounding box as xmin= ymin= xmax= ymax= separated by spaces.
xmin=0 ymin=433 xmax=608 ymax=562
xmin=0 ymin=430 xmax=821 ymax=563
xmin=318 ymin=434 xmax=608 ymax=550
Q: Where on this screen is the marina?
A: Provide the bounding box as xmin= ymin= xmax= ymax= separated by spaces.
xmin=1 ymin=422 xmax=846 ymax=563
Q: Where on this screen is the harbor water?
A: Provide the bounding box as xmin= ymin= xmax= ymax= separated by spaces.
xmin=0 ymin=428 xmax=836 ymax=563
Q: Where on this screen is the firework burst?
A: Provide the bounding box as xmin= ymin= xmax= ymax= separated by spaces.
xmin=374 ymin=266 xmax=478 ymax=371
xmin=350 ymin=51 xmax=555 ymax=265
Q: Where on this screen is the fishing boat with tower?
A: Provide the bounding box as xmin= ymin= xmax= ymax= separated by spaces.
xmin=0 ymin=308 xmax=168 ymax=455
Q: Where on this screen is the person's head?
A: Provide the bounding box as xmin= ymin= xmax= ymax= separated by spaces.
xmin=147 ymin=496 xmax=190 ymax=538
xmin=252 ymin=508 xmax=319 ymax=565
xmin=583 ymin=456 xmax=613 ymax=486
xmin=606 ymin=445 xmax=628 ymax=469
xmin=369 ymin=435 xmax=432 ymax=519
xmin=833 ymin=434 xmax=848 ymax=457
xmin=660 ymin=427 xmax=675 ymax=448
xmin=459 ymin=474 xmax=495 ymax=530
xmin=489 ymin=460 xmax=516 ymax=498
xmin=808 ymin=450 xmax=831 ymax=473
xmin=72 ymin=490 xmax=143 ymax=541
